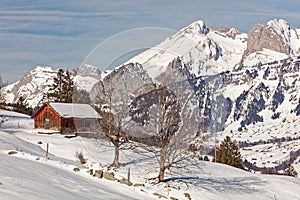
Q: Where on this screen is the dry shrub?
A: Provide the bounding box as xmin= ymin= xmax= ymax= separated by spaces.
xmin=75 ymin=151 xmax=87 ymax=164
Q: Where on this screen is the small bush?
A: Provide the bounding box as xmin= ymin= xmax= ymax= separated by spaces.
xmin=75 ymin=151 xmax=87 ymax=164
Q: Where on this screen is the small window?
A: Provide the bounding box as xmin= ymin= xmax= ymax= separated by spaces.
xmin=66 ymin=122 xmax=69 ymax=128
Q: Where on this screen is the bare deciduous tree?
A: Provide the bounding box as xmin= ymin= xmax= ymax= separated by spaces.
xmin=96 ymin=103 xmax=128 ymax=167
xmin=91 ymin=63 xmax=154 ymax=167
xmin=129 ymin=85 xmax=199 ymax=182
xmin=93 ymin=84 xmax=132 ymax=167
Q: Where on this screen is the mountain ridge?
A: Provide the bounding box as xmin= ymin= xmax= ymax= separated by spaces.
xmin=2 ymin=64 xmax=100 ymax=108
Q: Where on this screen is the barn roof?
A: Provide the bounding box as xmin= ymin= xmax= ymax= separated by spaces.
xmin=48 ymin=103 xmax=102 ymax=119
xmin=32 ymin=103 xmax=101 ymax=119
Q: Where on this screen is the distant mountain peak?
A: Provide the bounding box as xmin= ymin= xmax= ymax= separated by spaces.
xmin=3 ymin=64 xmax=101 ymax=108
xmin=211 ymin=27 xmax=241 ymax=39
xmin=266 ymin=18 xmax=290 ymax=32
xmin=31 ymin=66 xmax=54 ymax=73
xmin=77 ymin=64 xmax=101 ymax=79
xmin=181 ymin=20 xmax=209 ymax=35
xmin=243 ymin=18 xmax=299 ymax=63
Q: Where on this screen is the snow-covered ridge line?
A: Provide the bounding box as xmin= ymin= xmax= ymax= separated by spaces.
xmin=126 ymin=18 xmax=300 ymax=80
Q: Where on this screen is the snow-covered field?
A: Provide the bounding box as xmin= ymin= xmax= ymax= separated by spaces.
xmin=1 ymin=109 xmax=300 ymax=200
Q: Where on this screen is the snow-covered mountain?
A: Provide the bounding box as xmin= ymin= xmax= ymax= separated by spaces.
xmin=125 ymin=20 xmax=246 ymax=79
xmin=125 ymin=19 xmax=300 ymax=79
xmin=3 ymin=64 xmax=100 ymax=108
xmin=4 ymin=66 xmax=57 ymax=108
xmin=72 ymin=64 xmax=101 ymax=92
xmin=91 ymin=18 xmax=300 ymax=172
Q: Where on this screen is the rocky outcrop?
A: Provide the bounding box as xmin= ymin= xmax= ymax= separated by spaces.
xmin=211 ymin=27 xmax=240 ymax=39
xmin=74 ymin=64 xmax=101 ymax=79
xmin=91 ymin=63 xmax=153 ymax=109
xmin=245 ymin=19 xmax=292 ymax=56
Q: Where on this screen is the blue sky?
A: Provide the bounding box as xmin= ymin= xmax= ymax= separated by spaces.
xmin=1 ymin=0 xmax=300 ymax=83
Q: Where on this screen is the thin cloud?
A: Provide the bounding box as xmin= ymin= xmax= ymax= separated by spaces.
xmin=2 ymin=0 xmax=300 ymax=84
xmin=0 ymin=9 xmax=140 ymax=19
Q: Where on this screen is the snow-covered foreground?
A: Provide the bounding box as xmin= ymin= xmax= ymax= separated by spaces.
xmin=1 ymin=109 xmax=300 ymax=200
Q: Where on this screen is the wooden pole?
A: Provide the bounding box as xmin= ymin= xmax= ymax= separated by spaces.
xmin=127 ymin=167 xmax=130 ymax=182
xmin=46 ymin=143 xmax=49 ymax=159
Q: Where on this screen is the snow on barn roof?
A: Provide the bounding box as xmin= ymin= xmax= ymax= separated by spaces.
xmin=49 ymin=103 xmax=101 ymax=119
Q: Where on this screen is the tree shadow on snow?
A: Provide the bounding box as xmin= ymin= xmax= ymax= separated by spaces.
xmin=164 ymin=176 xmax=266 ymax=194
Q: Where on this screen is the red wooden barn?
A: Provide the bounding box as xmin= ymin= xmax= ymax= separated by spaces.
xmin=32 ymin=103 xmax=102 ymax=136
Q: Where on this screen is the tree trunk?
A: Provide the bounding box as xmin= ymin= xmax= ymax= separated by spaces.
xmin=158 ymin=146 xmax=166 ymax=182
xmin=111 ymin=141 xmax=120 ymax=167
xmin=158 ymin=167 xmax=165 ymax=182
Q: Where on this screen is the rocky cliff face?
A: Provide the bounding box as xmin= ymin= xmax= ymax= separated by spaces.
xmin=245 ymin=19 xmax=293 ymax=56
xmin=74 ymin=64 xmax=101 ymax=79
xmin=91 ymin=63 xmax=153 ymax=109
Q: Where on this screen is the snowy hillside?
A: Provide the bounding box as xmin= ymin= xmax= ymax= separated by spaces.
xmin=2 ymin=64 xmax=100 ymax=108
xmin=1 ymin=109 xmax=300 ymax=200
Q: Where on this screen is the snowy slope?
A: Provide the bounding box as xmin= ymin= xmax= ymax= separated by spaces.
xmin=0 ymin=110 xmax=155 ymax=200
xmin=1 ymin=109 xmax=300 ymax=200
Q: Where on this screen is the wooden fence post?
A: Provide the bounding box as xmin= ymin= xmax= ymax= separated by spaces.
xmin=127 ymin=167 xmax=130 ymax=182
xmin=46 ymin=143 xmax=49 ymax=159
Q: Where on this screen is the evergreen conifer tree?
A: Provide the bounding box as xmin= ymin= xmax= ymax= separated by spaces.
xmin=214 ymin=136 xmax=244 ymax=169
xmin=13 ymin=96 xmax=32 ymax=115
xmin=47 ymin=69 xmax=74 ymax=103
xmin=284 ymin=164 xmax=298 ymax=177
xmin=73 ymin=87 xmax=91 ymax=104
